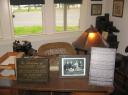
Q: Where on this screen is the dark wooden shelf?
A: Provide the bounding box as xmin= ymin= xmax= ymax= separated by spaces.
xmin=114 ymin=68 xmax=128 ymax=94
xmin=115 ymin=68 xmax=128 ymax=78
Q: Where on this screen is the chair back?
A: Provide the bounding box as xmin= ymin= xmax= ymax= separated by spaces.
xmin=38 ymin=42 xmax=76 ymax=56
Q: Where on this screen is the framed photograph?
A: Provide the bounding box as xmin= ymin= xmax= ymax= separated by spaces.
xmin=91 ymin=4 xmax=102 ymax=16
xmin=59 ymin=55 xmax=90 ymax=78
xmin=112 ymin=0 xmax=124 ymax=17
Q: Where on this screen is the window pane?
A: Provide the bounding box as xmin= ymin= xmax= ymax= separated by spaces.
xmin=67 ymin=4 xmax=80 ymax=31
xmin=12 ymin=5 xmax=43 ymax=36
xmin=55 ymin=4 xmax=81 ymax=32
xmin=55 ymin=4 xmax=64 ymax=32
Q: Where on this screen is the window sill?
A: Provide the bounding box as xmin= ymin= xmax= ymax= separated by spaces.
xmin=14 ymin=31 xmax=82 ymax=42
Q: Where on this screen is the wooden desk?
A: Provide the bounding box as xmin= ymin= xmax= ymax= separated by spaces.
xmin=0 ymin=52 xmax=24 ymax=95
xmin=0 ymin=52 xmax=24 ymax=80
xmin=0 ymin=71 xmax=113 ymax=95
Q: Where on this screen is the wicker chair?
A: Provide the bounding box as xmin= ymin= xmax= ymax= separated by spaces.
xmin=37 ymin=42 xmax=76 ymax=71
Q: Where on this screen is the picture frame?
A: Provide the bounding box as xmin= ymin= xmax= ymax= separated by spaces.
xmin=112 ymin=0 xmax=124 ymax=17
xmin=16 ymin=58 xmax=49 ymax=83
xmin=91 ymin=4 xmax=102 ymax=16
xmin=59 ymin=55 xmax=90 ymax=78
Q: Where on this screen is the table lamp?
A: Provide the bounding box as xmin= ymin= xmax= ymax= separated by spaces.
xmin=72 ymin=25 xmax=108 ymax=53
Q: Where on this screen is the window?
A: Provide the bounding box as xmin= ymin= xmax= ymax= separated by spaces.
xmin=54 ymin=0 xmax=82 ymax=32
xmin=55 ymin=4 xmax=81 ymax=32
xmin=10 ymin=0 xmax=45 ymax=36
xmin=9 ymin=0 xmax=82 ymax=36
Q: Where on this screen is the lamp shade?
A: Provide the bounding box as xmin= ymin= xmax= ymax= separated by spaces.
xmin=72 ymin=25 xmax=108 ymax=51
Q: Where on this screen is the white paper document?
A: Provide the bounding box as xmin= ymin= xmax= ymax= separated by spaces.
xmin=89 ymin=47 xmax=116 ymax=86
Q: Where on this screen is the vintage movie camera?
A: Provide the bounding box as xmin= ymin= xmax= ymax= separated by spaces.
xmin=13 ymin=40 xmax=37 ymax=56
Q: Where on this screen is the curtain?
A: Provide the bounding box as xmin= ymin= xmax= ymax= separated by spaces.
xmin=54 ymin=0 xmax=82 ymax=4
xmin=10 ymin=0 xmax=45 ymax=5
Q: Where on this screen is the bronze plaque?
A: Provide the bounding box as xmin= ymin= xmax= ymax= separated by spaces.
xmin=16 ymin=58 xmax=49 ymax=83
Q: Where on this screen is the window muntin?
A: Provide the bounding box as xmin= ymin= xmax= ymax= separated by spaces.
xmin=0 ymin=19 xmax=2 ymax=38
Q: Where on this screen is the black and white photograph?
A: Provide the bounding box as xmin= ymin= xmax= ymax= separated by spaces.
xmin=59 ymin=55 xmax=86 ymax=78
